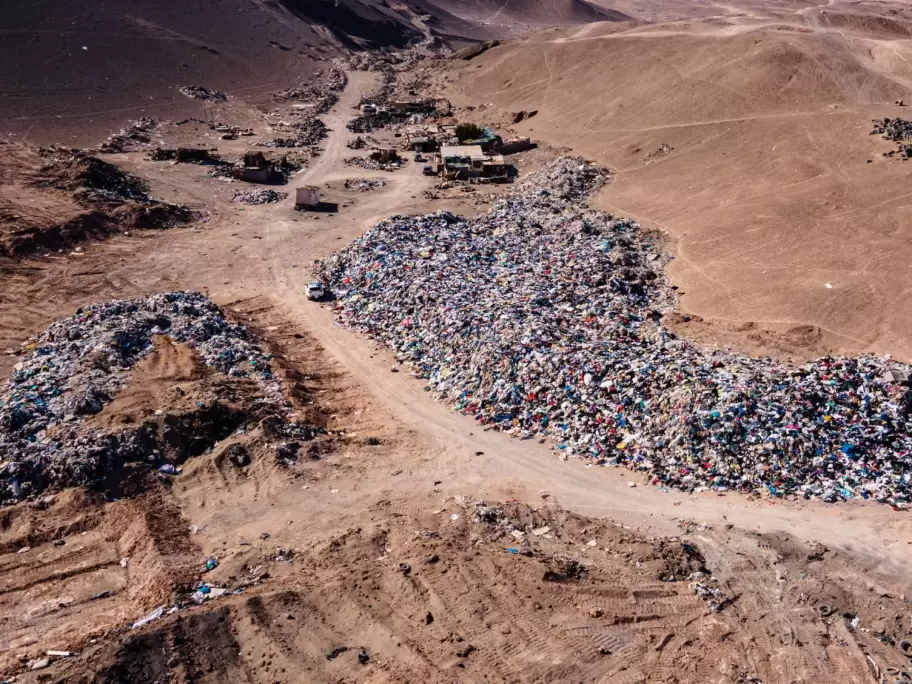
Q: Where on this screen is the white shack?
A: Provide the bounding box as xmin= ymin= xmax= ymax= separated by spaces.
xmin=296 ymin=186 xmax=320 ymax=207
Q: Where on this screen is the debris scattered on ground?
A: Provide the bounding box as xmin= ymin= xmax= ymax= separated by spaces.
xmin=149 ymin=147 xmax=178 ymax=161
xmin=319 ymin=156 xmax=912 ymax=506
xmin=643 ymin=143 xmax=674 ymax=165
xmin=149 ymin=147 xmax=221 ymax=165
xmin=179 ymin=85 xmax=228 ymax=102
xmin=262 ymin=70 xmax=347 ymax=156
xmin=0 ymin=291 xmax=319 ymax=505
xmin=347 ymin=100 xmax=437 ymax=134
xmin=98 ymin=118 xmax=159 ymax=153
xmin=38 ymin=148 xmax=155 ymax=204
xmin=343 ymin=156 xmax=399 ymax=172
xmin=260 ymin=119 xmax=328 ymax=149
xmin=26 ymin=147 xmax=197 ymax=239
xmin=691 ymin=578 xmax=732 ymax=612
xmin=274 ymin=69 xmax=346 ymax=114
xmin=343 ymin=178 xmax=386 ymax=192
xmin=232 ymin=189 xmax=288 ymax=205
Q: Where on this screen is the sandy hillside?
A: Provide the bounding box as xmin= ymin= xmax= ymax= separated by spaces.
xmin=0 ymin=0 xmax=623 ymax=147
xmin=441 ymin=8 xmax=912 ymax=362
xmin=425 ymin=0 xmax=631 ymax=30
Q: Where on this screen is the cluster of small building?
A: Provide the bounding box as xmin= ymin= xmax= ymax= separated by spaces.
xmin=354 ymin=94 xmax=536 ymax=181
xmin=404 ymin=125 xmax=533 ymax=180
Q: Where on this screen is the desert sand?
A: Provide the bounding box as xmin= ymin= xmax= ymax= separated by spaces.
xmin=2 ymin=1 xmax=912 ymax=682
xmin=441 ymin=2 xmax=912 ymax=361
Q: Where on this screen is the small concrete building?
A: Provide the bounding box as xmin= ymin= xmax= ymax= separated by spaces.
xmin=408 ymin=136 xmax=438 ymax=153
xmin=439 ymin=145 xmax=486 ymax=177
xmin=296 ymin=186 xmax=321 ymax=207
xmin=482 ymin=154 xmax=508 ymax=178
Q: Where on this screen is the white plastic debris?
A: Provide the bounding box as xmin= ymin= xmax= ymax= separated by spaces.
xmin=131 ymin=605 xmax=166 ymax=630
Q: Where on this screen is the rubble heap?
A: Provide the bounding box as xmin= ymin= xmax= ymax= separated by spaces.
xmin=0 ymin=292 xmax=315 ymax=504
xmin=343 ymin=178 xmax=386 ymax=192
xmin=319 ymin=157 xmax=912 ymax=507
xmin=38 ymin=148 xmax=152 ymax=203
xmin=179 ymin=85 xmax=228 ymax=102
xmin=343 ymin=156 xmax=399 ymax=172
xmin=99 ymin=118 xmax=158 ymax=153
xmin=347 ymin=101 xmax=436 ymax=134
xmin=260 ymin=119 xmax=327 ymax=149
xmin=34 ymin=148 xmax=196 ymax=228
xmin=232 ymin=189 xmax=288 ymax=205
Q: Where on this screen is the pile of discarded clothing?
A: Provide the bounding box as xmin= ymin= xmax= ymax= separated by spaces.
xmin=232 ymin=189 xmax=288 ymax=205
xmin=319 ymin=157 xmax=912 ymax=507
xmin=0 ymin=292 xmax=314 ymax=504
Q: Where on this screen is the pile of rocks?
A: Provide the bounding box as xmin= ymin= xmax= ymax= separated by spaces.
xmin=872 ymin=118 xmax=912 ymax=141
xmin=0 ymin=292 xmax=315 ymax=505
xmin=179 ymin=85 xmax=228 ymax=102
xmin=872 ymin=118 xmax=912 ymax=158
xmin=318 ymin=157 xmax=912 ymax=507
xmin=232 ymin=189 xmax=288 ymax=205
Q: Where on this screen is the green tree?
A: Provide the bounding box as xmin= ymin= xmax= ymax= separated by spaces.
xmin=455 ymin=123 xmax=484 ymax=142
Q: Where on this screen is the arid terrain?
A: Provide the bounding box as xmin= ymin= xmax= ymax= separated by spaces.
xmin=4 ymin=0 xmax=912 ymax=683
xmin=439 ymin=0 xmax=912 ymax=362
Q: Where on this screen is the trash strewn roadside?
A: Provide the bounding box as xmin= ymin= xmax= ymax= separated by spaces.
xmin=319 ymin=157 xmax=912 ymax=507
